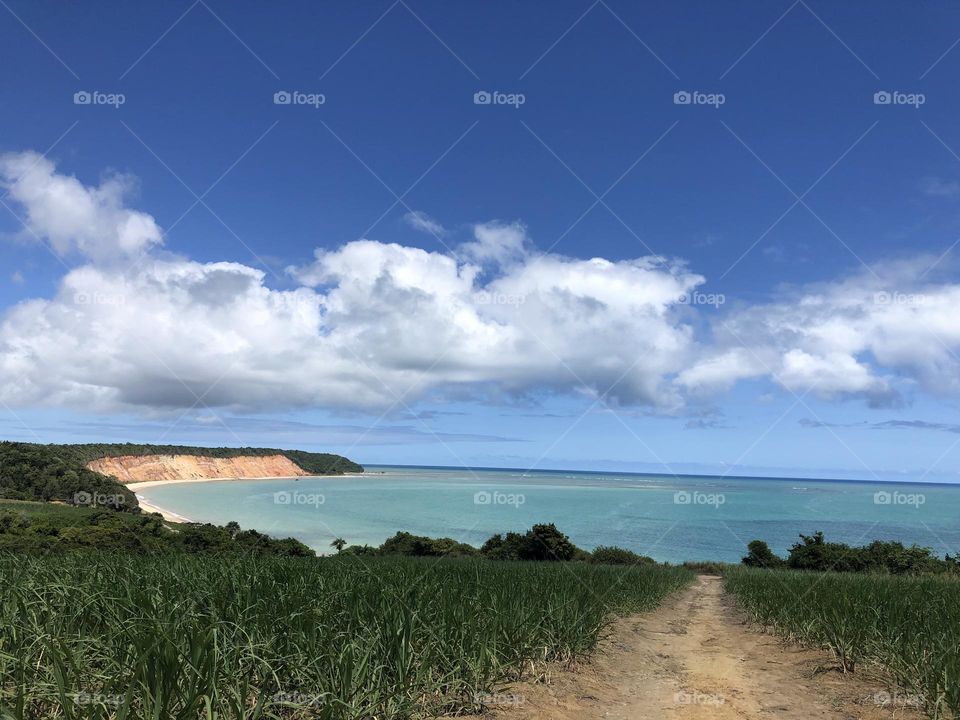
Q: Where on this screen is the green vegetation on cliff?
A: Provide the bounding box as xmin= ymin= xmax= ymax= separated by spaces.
xmin=0 ymin=441 xmax=363 ymax=510
xmin=45 ymin=442 xmax=363 ymax=474
xmin=0 ymin=442 xmax=138 ymax=509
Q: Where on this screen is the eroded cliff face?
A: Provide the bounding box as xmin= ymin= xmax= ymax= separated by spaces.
xmin=86 ymin=454 xmax=308 ymax=483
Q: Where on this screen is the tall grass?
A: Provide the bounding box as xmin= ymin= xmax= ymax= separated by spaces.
xmin=725 ymin=567 xmax=959 ymax=719
xmin=0 ymin=552 xmax=691 ymax=719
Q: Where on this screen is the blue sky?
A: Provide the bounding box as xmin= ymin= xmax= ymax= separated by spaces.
xmin=2 ymin=1 xmax=960 ymax=481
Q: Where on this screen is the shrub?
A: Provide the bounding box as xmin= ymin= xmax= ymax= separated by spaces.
xmin=742 ymin=540 xmax=784 ymax=569
xmin=589 ymin=545 xmax=655 ymax=565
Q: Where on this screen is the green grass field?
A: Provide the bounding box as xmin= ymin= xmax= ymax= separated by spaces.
xmin=0 ymin=499 xmax=159 ymax=524
xmin=0 ymin=551 xmax=692 ymax=720
xmin=725 ymin=567 xmax=960 ymax=718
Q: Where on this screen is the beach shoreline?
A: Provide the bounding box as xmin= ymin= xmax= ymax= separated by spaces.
xmin=126 ymin=473 xmax=372 ymax=523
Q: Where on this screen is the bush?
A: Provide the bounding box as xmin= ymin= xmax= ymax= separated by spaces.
xmin=740 ymin=532 xmax=953 ymax=575
xmin=589 ymin=545 xmax=655 ymax=565
xmin=378 ymin=531 xmax=478 ymax=558
xmin=742 ymin=540 xmax=784 ymax=569
xmin=480 ymin=524 xmax=578 ymax=562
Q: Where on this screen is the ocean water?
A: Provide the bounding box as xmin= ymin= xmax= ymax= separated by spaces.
xmin=137 ymin=466 xmax=960 ymax=563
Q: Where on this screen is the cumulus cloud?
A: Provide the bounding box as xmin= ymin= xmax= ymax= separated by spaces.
xmin=2 ymin=151 xmax=960 ymax=416
xmin=679 ymin=259 xmax=960 ymax=406
xmin=0 ymin=152 xmax=705 ymax=413
xmin=0 ymin=151 xmax=162 ymax=261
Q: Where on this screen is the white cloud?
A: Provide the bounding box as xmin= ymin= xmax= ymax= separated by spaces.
xmin=0 ymin=151 xmax=162 ymax=261
xmin=403 ymin=210 xmax=445 ymax=236
xmin=2 ymin=151 xmax=960 ymax=416
xmin=0 ymin=153 xmax=705 ymax=413
xmin=460 ymin=220 xmax=528 ymax=264
xmin=679 ymin=260 xmax=960 ymax=406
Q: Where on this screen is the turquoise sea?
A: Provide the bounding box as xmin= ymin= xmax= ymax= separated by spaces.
xmin=137 ymin=465 xmax=960 ymax=563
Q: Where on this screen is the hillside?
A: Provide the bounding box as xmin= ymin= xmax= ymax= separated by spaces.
xmin=0 ymin=442 xmax=363 ymax=510
xmin=46 ymin=443 xmax=363 ymax=475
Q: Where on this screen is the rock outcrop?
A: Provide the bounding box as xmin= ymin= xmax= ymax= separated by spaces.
xmin=87 ymin=454 xmax=308 ymax=483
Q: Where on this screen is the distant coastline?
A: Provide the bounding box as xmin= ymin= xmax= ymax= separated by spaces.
xmin=363 ymin=463 xmax=960 ymax=487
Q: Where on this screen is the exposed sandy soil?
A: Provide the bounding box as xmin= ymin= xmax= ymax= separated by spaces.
xmin=87 ymin=454 xmax=307 ymax=483
xmin=480 ymin=576 xmax=924 ymax=720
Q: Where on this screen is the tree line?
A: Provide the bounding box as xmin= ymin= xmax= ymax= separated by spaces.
xmin=743 ymin=531 xmax=960 ymax=575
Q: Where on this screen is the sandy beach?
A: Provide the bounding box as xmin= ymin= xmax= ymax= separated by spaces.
xmin=125 ymin=474 xmax=366 ymax=523
xmin=126 ymin=475 xmax=305 ymax=523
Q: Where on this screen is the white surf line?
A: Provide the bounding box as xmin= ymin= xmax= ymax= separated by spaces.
xmin=134 ymin=493 xmax=194 ymax=523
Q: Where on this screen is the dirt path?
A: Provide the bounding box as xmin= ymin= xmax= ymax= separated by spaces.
xmin=483 ymin=576 xmax=922 ymax=720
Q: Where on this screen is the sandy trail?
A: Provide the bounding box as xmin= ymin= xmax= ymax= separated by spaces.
xmin=487 ymin=576 xmax=920 ymax=720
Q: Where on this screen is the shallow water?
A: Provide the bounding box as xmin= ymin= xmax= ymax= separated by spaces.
xmin=138 ymin=465 xmax=960 ymax=563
